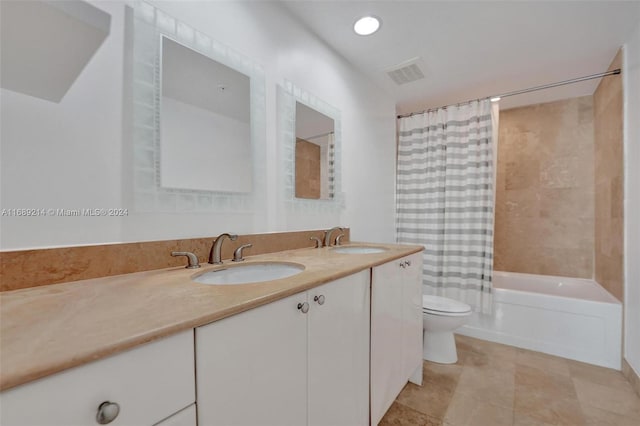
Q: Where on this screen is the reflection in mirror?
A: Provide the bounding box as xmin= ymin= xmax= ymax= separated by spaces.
xmin=160 ymin=36 xmax=251 ymax=193
xmin=295 ymin=102 xmax=334 ymax=200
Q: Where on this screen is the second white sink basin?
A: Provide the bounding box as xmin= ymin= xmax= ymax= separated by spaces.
xmin=331 ymin=246 xmax=388 ymax=254
xmin=193 ymin=262 xmax=304 ymax=285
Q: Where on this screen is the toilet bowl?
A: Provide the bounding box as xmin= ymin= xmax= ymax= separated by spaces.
xmin=422 ymin=295 xmax=472 ymax=364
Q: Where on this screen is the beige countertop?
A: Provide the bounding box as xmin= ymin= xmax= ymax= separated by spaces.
xmin=0 ymin=242 xmax=422 ymax=391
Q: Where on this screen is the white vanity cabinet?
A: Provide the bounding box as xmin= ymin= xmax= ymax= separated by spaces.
xmin=154 ymin=404 xmax=197 ymax=426
xmin=370 ymin=252 xmax=423 ymax=425
xmin=0 ymin=330 xmax=196 ymax=426
xmin=195 ymin=270 xmax=370 ymax=426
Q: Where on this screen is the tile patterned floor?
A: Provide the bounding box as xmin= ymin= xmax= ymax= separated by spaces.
xmin=380 ymin=334 xmax=640 ymax=426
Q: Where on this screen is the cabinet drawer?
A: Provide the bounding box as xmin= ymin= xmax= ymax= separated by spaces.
xmin=0 ymin=330 xmax=195 ymax=426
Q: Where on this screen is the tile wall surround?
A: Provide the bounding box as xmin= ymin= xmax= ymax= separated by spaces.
xmin=594 ymin=49 xmax=624 ymax=302
xmin=494 ymin=96 xmax=595 ymax=278
xmin=0 ymin=229 xmax=350 ymax=292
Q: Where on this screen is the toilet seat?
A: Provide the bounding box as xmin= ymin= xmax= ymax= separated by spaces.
xmin=422 ymin=295 xmax=471 ymax=316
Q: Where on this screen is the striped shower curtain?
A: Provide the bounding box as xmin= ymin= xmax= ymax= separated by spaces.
xmin=397 ymin=100 xmax=495 ymax=313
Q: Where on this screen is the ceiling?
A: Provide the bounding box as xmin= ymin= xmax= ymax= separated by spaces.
xmin=281 ymin=1 xmax=640 ymax=113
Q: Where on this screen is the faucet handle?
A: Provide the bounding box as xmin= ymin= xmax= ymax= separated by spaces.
xmin=232 ymin=244 xmax=252 ymax=262
xmin=171 ymin=251 xmax=201 ymax=269
xmin=310 ymin=236 xmax=322 ymax=248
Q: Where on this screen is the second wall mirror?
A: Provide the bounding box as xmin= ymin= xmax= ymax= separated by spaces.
xmin=278 ymin=81 xmax=343 ymax=212
xmin=295 ymin=102 xmax=334 ymax=200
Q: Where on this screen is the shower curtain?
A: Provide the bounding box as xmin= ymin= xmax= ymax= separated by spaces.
xmin=397 ymin=100 xmax=495 ymax=313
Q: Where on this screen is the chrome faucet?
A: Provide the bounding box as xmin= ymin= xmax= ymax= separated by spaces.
xmin=209 ymin=233 xmax=238 ymax=264
xmin=324 ymin=226 xmax=344 ymax=247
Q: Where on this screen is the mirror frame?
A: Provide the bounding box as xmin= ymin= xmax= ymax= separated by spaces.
xmin=130 ymin=1 xmax=265 ymax=213
xmin=278 ymin=80 xmax=344 ymax=212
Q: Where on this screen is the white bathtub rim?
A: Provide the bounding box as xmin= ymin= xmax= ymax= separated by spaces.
xmin=492 ymin=270 xmax=621 ymax=305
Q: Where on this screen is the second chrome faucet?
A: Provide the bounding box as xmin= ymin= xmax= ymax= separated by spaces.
xmin=323 ymin=226 xmax=345 ymax=247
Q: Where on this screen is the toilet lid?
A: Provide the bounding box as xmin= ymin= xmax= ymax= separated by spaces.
xmin=422 ymin=295 xmax=471 ymax=314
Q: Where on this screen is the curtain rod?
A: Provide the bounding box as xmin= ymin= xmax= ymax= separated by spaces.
xmin=397 ymin=69 xmax=621 ymax=119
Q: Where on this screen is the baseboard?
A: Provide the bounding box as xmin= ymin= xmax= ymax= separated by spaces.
xmin=622 ymin=358 xmax=640 ymax=398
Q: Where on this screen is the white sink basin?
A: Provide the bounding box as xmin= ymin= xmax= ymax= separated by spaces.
xmin=331 ymin=246 xmax=388 ymax=254
xmin=193 ymin=262 xmax=304 ymax=285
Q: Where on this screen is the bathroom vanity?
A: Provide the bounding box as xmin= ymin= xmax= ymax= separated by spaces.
xmin=0 ymin=244 xmax=423 ymax=425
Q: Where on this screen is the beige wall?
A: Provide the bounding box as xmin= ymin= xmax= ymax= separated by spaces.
xmin=494 ymin=96 xmax=595 ymax=277
xmin=594 ymin=50 xmax=624 ymax=301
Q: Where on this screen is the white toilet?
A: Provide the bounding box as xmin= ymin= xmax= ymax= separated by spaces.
xmin=422 ymin=295 xmax=472 ymax=364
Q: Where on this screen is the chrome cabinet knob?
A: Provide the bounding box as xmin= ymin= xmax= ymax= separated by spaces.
xmin=96 ymin=401 xmax=120 ymax=424
xmin=313 ymin=295 xmax=325 ymax=305
xmin=399 ymin=262 xmax=406 ymax=268
xmin=297 ymin=302 xmax=309 ymax=313
xmin=405 ymin=260 xmax=412 ymax=267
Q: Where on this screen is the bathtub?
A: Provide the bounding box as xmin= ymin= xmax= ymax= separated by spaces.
xmin=456 ymin=271 xmax=622 ymax=369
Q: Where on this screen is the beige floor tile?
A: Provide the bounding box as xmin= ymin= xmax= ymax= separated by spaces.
xmin=455 ymin=335 xmax=517 ymax=372
xmin=443 ymin=391 xmax=514 ymax=426
xmin=456 ymin=365 xmax=515 ymax=408
xmin=582 ymin=405 xmax=640 ymax=426
xmin=515 ymin=347 xmax=571 ymax=376
xmin=573 ymin=377 xmax=640 ymax=418
xmin=512 ymin=412 xmax=555 ymax=426
xmin=515 ymin=364 xmax=574 ymax=395
xmin=379 ymin=401 xmax=442 ymax=426
xmin=396 ymin=381 xmax=456 ymax=421
xmin=381 ymin=338 xmax=640 ymax=426
xmin=514 ymin=392 xmax=585 ymax=425
xmin=568 ymin=359 xmax=633 ymax=390
xmin=423 ymin=359 xmax=465 ymax=382
xmin=455 ymin=334 xmax=517 ymax=359
xmin=395 ymin=362 xmax=462 ymax=420
xmin=457 ymin=348 xmax=516 ymax=372
xmin=514 ymin=364 xmax=585 ymax=425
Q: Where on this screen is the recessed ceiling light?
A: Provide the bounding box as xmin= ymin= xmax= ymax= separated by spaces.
xmin=354 ymin=16 xmax=381 ymax=36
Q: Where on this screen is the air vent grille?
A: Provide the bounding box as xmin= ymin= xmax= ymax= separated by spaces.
xmin=387 ymin=63 xmax=425 ymax=85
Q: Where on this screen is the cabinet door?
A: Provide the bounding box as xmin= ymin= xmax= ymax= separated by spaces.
xmin=402 ymin=252 xmax=424 ymax=383
xmin=371 ymin=259 xmax=406 ymax=425
xmin=153 ymin=404 xmax=196 ymax=426
xmin=196 ymin=293 xmax=308 ymax=426
xmin=308 ymin=270 xmax=370 ymax=426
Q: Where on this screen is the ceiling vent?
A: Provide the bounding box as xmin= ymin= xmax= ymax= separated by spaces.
xmin=385 ymin=57 xmax=425 ymax=85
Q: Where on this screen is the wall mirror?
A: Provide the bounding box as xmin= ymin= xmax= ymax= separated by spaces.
xmin=278 ymin=81 xmax=343 ymax=212
xmin=161 ymin=36 xmax=251 ymax=193
xmin=295 ymin=102 xmax=334 ymax=200
xmin=130 ymin=2 xmax=265 ymax=213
